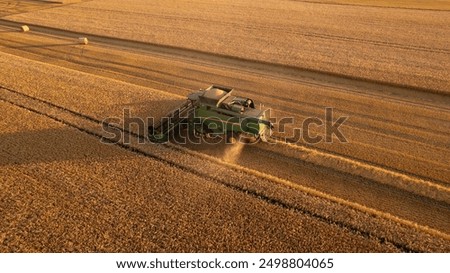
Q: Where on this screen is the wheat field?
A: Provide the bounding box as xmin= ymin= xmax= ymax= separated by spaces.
xmin=0 ymin=0 xmax=449 ymax=252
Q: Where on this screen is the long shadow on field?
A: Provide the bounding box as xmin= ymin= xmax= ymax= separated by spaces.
xmin=117 ymin=98 xmax=187 ymax=137
xmin=0 ymin=98 xmax=182 ymax=167
xmin=8 ymin=42 xmax=81 ymax=49
xmin=0 ymin=30 xmax=19 ymax=33
xmin=0 ymin=127 xmax=121 ymax=166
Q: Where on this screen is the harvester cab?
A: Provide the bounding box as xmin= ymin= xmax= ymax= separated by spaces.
xmin=148 ymin=85 xmax=273 ymax=143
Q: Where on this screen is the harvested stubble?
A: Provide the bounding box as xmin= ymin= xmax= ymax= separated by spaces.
xmin=0 ymin=51 xmax=184 ymax=134
xmin=0 ymin=101 xmax=404 ymax=252
xmin=5 ymin=0 xmax=450 ymax=93
xmin=1 ymin=1 xmax=449 ymax=252
xmin=1 ymin=52 xmax=449 ymax=251
xmin=297 ymin=0 xmax=450 ymax=10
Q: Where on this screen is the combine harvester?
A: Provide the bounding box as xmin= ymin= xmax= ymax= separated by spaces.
xmin=148 ymin=85 xmax=273 ymax=143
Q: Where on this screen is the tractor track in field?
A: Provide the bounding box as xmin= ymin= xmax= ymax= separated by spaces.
xmin=1 ymin=84 xmax=450 ymax=247
xmin=289 ymin=0 xmax=450 ymax=12
xmin=1 ymin=1 xmax=449 ymax=252
xmin=0 ymin=0 xmax=61 ymax=18
xmin=1 ymin=29 xmax=448 ymax=184
xmin=140 ymin=13 xmax=450 ymax=55
xmin=1 ymin=43 xmax=448 ymax=203
xmin=0 ymin=25 xmax=445 ymax=230
xmin=0 ymin=18 xmax=449 ymax=98
xmin=0 ymin=23 xmax=448 ymax=115
xmin=0 ymin=17 xmax=449 ymax=244
xmin=2 ymin=84 xmax=450 ymax=252
xmin=270 ymin=135 xmax=450 ymax=201
xmin=1 ymin=29 xmax=449 ymax=145
xmin=1 ymin=23 xmax=449 ymax=124
xmin=2 ymin=32 xmax=448 ymax=156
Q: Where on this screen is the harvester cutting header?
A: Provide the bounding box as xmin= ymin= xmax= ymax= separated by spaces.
xmin=148 ymin=85 xmax=273 ymax=143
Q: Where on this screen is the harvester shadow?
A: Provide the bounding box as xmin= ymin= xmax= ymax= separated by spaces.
xmin=117 ymin=98 xmax=250 ymax=160
xmin=0 ymin=127 xmax=125 ymax=167
xmin=171 ymin=131 xmax=253 ymax=163
xmin=118 ymin=98 xmax=187 ymax=137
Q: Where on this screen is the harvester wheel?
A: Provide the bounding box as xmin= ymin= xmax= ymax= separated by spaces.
xmin=193 ymin=123 xmax=204 ymax=137
xmin=194 ymin=122 xmax=216 ymax=137
xmin=148 ymin=126 xmax=168 ymax=143
xmin=226 ymin=132 xmax=240 ymax=144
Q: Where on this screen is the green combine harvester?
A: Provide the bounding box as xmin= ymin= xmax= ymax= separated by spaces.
xmin=148 ymin=85 xmax=273 ymax=143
